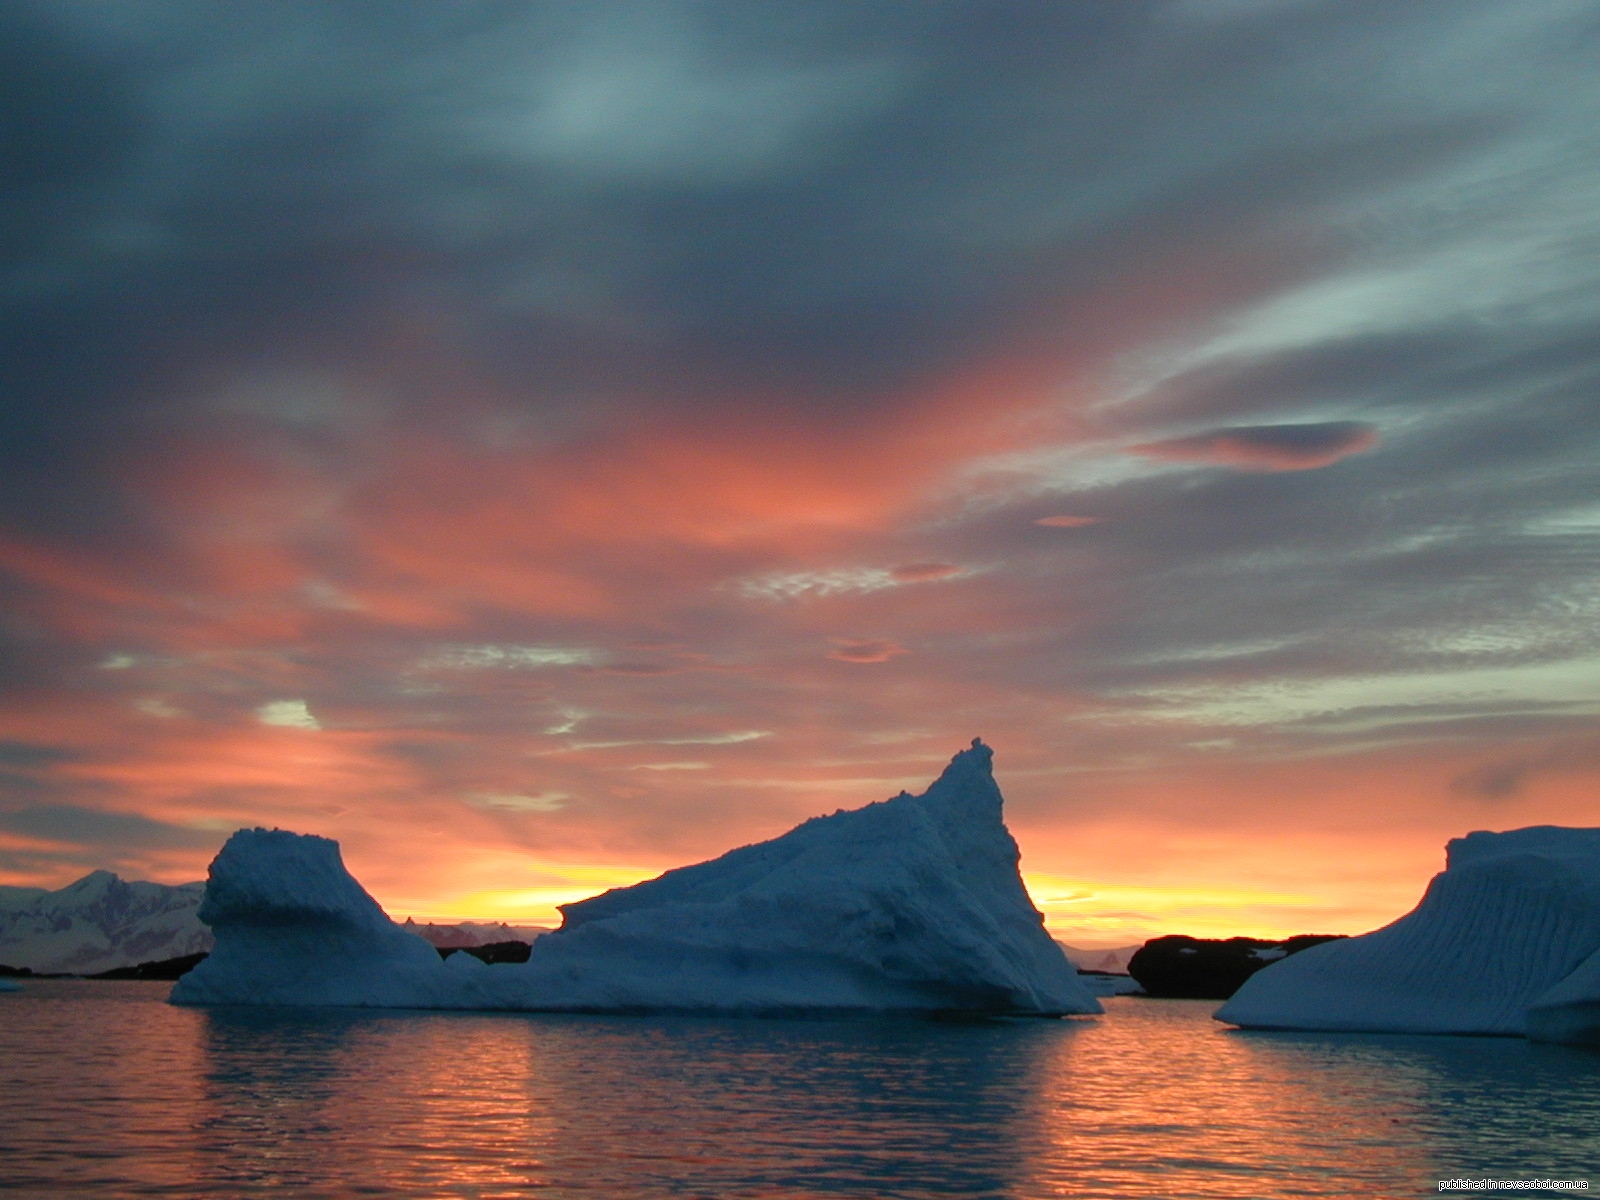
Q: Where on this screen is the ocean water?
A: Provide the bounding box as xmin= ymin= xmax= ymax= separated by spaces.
xmin=1 ymin=982 xmax=1595 ymax=1198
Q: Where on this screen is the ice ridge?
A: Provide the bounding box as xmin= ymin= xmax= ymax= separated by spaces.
xmin=171 ymin=740 xmax=1100 ymax=1016
xmin=1216 ymin=826 xmax=1600 ymax=1045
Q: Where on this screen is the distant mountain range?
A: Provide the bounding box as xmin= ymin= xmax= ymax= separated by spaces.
xmin=0 ymin=870 xmax=551 ymax=975
xmin=0 ymin=871 xmax=211 ymax=975
xmin=1056 ymin=942 xmax=1140 ymax=974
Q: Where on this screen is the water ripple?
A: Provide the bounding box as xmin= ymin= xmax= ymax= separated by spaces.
xmin=1 ymin=982 xmax=1595 ymax=1197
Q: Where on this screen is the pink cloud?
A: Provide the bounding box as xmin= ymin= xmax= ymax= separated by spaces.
xmin=1129 ymin=422 xmax=1379 ymax=472
xmin=827 ymin=639 xmax=909 ymax=663
xmin=1034 ymin=515 xmax=1102 ymax=528
xmin=889 ymin=562 xmax=963 ymax=582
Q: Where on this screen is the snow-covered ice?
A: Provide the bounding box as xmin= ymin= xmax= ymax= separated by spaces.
xmin=1216 ymin=825 xmax=1600 ymax=1045
xmin=170 ymin=821 xmax=454 ymax=1007
xmin=172 ymin=740 xmax=1100 ymax=1016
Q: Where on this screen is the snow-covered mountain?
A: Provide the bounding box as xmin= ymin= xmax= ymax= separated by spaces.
xmin=0 ymin=871 xmax=212 ymax=974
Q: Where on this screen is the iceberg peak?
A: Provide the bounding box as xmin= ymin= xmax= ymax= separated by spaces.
xmin=173 ymin=743 xmax=1098 ymax=1017
xmin=1446 ymin=825 xmax=1600 ymax=870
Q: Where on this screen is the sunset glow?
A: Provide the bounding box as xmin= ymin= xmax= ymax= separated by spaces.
xmin=3 ymin=2 xmax=1598 ymax=955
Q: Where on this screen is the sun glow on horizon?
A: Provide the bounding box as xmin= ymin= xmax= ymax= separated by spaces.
xmin=3 ymin=3 xmax=1597 ymax=978
xmin=387 ymin=862 xmax=662 ymax=927
xmin=374 ymin=852 xmax=1421 ymax=946
xmin=1023 ymin=869 xmax=1405 ymax=948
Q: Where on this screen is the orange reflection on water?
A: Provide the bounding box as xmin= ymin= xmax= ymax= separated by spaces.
xmin=5 ymin=983 xmax=1597 ymax=1197
xmin=195 ymin=1009 xmax=564 ymax=1196
xmin=1020 ymin=998 xmax=1436 ymax=1198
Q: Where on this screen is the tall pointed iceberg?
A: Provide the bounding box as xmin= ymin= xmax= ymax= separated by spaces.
xmin=172 ymin=740 xmax=1100 ymax=1016
xmin=1216 ymin=825 xmax=1600 ymax=1045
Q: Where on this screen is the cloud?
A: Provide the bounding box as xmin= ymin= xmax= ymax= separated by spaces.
xmin=421 ymin=645 xmax=599 ymax=670
xmin=1451 ymin=736 xmax=1600 ymax=800
xmin=568 ymin=731 xmax=770 ymax=750
xmin=889 ymin=562 xmax=963 ymax=582
xmin=739 ymin=568 xmax=899 ymax=601
xmin=1127 ymin=422 xmax=1379 ymax=472
xmin=256 ymin=700 xmax=320 ymax=730
xmin=0 ymin=742 xmax=77 ymax=768
xmin=0 ymin=1 xmax=1599 ymax=931
xmin=466 ymin=792 xmax=567 ymax=813
xmin=827 ymin=639 xmax=909 ymax=664
xmin=0 ymin=805 xmax=215 ymax=850
xmin=741 ymin=562 xmax=964 ymax=599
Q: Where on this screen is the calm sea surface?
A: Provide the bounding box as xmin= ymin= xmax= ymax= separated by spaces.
xmin=1 ymin=981 xmax=1595 ymax=1198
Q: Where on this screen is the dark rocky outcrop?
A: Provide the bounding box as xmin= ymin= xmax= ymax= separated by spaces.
xmin=0 ymin=962 xmax=35 ymax=977
xmin=91 ymin=951 xmax=210 ymax=980
xmin=1127 ymin=934 xmax=1347 ymax=999
xmin=403 ymin=918 xmax=549 ymax=949
xmin=436 ymin=940 xmax=532 ymax=965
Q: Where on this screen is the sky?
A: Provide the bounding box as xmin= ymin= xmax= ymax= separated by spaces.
xmin=2 ymin=0 xmax=1598 ymax=948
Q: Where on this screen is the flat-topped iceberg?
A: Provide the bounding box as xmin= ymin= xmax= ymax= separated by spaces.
xmin=1216 ymin=825 xmax=1600 ymax=1045
xmin=172 ymin=740 xmax=1100 ymax=1016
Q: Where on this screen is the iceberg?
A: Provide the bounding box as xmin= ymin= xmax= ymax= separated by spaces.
xmin=171 ymin=740 xmax=1100 ymax=1016
xmin=1216 ymin=826 xmax=1600 ymax=1045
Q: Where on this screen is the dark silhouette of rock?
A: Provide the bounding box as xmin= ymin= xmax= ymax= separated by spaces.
xmin=0 ymin=962 xmax=35 ymax=977
xmin=90 ymin=951 xmax=210 ymax=980
xmin=1127 ymin=934 xmax=1347 ymax=999
xmin=403 ymin=917 xmax=549 ymax=949
xmin=435 ymin=940 xmax=532 ymax=965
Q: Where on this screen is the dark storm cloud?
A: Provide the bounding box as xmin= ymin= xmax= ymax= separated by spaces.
xmin=0 ymin=742 xmax=77 ymax=768
xmin=0 ymin=804 xmax=214 ymax=849
xmin=0 ymin=5 xmax=150 ymax=543
xmin=4 ymin=0 xmax=1576 ymax=533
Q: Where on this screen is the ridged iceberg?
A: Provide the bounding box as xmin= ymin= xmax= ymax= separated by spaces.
xmin=1216 ymin=826 xmax=1600 ymax=1045
xmin=171 ymin=740 xmax=1099 ymax=1016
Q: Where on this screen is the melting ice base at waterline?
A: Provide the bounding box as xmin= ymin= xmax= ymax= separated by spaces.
xmin=172 ymin=741 xmax=1098 ymax=1015
xmin=4 ymin=982 xmax=1598 ymax=1199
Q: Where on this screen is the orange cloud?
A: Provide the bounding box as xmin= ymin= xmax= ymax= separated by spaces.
xmin=889 ymin=562 xmax=963 ymax=582
xmin=0 ymin=301 xmax=1568 ymax=943
xmin=1033 ymin=515 xmax=1101 ymax=528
